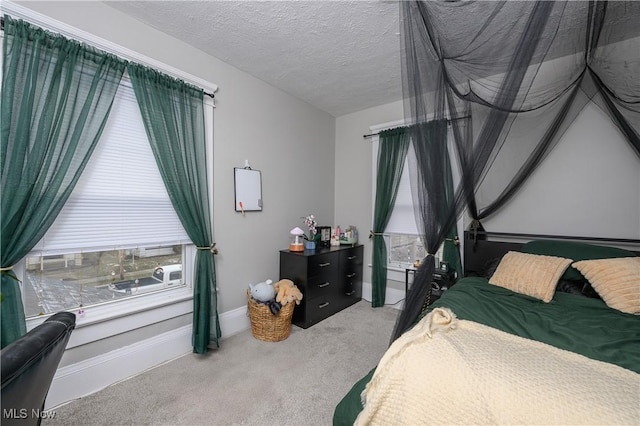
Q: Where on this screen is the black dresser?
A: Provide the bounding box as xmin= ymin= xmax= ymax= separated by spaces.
xmin=279 ymin=245 xmax=363 ymax=328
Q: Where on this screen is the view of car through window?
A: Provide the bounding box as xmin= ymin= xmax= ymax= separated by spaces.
xmin=23 ymin=245 xmax=183 ymax=317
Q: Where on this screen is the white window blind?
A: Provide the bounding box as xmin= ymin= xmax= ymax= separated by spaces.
xmin=32 ymin=76 xmax=191 ymax=255
xmin=384 ymin=154 xmax=419 ymax=235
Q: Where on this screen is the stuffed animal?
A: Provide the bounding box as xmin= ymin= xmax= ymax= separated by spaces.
xmin=274 ymin=279 xmax=294 ymax=302
xmin=274 ymin=279 xmax=303 ymax=306
xmin=248 ymin=279 xmax=275 ymax=302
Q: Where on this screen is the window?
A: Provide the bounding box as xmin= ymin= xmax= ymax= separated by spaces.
xmin=23 ymin=246 xmax=183 ymax=317
xmin=387 ymin=234 xmax=426 ymax=268
xmin=372 ymin=130 xmax=443 ymax=270
xmin=2 ymin=3 xmax=217 ymax=330
xmin=383 ymin=154 xmax=426 ymax=268
xmin=22 ymin=76 xmax=195 ymax=318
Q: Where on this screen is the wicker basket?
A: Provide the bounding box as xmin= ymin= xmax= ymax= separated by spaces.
xmin=247 ymin=291 xmax=295 ymax=342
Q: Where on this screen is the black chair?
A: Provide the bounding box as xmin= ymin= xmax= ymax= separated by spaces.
xmin=1 ymin=312 xmax=76 ymax=425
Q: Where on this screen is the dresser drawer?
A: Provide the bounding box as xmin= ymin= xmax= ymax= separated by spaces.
xmin=342 ymin=268 xmax=361 ymax=286
xmin=338 ymin=279 xmax=362 ymax=308
xmin=340 ymin=246 xmax=363 ymax=266
xmin=304 ymin=296 xmax=338 ymax=325
xmin=305 ymin=274 xmax=337 ymax=299
xmin=340 ymin=246 xmax=363 ymax=268
xmin=307 ymin=252 xmax=338 ymax=278
xmin=340 ymin=246 xmax=363 ymax=279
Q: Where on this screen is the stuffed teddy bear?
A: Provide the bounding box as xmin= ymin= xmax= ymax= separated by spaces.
xmin=274 ymin=279 xmax=303 ymax=306
xmin=248 ymin=279 xmax=275 ymax=302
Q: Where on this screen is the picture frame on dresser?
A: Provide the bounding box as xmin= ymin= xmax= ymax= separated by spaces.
xmin=316 ymin=226 xmax=332 ymax=248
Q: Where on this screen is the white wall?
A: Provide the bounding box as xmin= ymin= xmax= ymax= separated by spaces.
xmin=483 ymin=102 xmax=640 ymax=238
xmin=334 ymin=100 xmax=404 ymax=290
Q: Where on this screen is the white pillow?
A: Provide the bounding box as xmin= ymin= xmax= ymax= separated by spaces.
xmin=489 ymin=251 xmax=573 ymax=302
xmin=572 ymin=257 xmax=640 ymax=315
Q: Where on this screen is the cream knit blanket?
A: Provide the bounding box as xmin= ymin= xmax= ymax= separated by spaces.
xmin=356 ymin=308 xmax=639 ymax=426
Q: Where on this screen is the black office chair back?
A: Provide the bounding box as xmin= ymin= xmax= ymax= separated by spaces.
xmin=1 ymin=312 xmax=76 ymax=426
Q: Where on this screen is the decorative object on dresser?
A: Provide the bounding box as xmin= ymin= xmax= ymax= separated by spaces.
xmin=289 ymin=227 xmax=305 ymax=252
xmin=339 ymin=225 xmax=358 ymax=245
xmin=302 ymin=214 xmax=318 ymax=250
xmin=280 ymin=245 xmax=363 ymax=328
xmin=316 ymin=226 xmax=332 ymax=248
xmin=330 ymin=227 xmax=341 ymax=246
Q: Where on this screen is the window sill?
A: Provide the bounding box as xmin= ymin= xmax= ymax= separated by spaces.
xmin=368 ymin=264 xmax=411 ymax=283
xmin=26 ymin=287 xmax=194 ymax=349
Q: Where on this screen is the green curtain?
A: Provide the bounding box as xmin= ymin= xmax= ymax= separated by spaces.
xmin=0 ymin=16 xmax=125 ymax=347
xmin=440 ymin=135 xmax=463 ymax=280
xmin=371 ymin=127 xmax=411 ymax=307
xmin=128 ymin=63 xmax=219 ymax=354
xmin=442 ymin=230 xmax=462 ymax=280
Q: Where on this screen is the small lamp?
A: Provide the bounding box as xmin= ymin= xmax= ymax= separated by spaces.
xmin=289 ymin=227 xmax=305 ymax=252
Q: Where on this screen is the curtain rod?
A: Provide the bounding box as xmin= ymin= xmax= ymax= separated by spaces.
xmin=0 ymin=17 xmax=214 ymax=99
xmin=363 ymin=115 xmax=471 ymax=139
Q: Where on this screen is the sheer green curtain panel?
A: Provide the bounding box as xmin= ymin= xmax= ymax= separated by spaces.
xmin=0 ymin=16 xmax=126 ymax=347
xmin=441 ymin=145 xmax=462 ymax=281
xmin=128 ymin=63 xmax=219 ymax=354
xmin=371 ymin=127 xmax=410 ymax=307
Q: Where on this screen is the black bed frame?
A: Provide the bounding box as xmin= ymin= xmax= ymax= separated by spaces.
xmin=463 ymin=231 xmax=640 ymax=277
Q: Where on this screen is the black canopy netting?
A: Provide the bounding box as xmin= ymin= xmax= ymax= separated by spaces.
xmin=392 ymin=0 xmax=640 ymax=342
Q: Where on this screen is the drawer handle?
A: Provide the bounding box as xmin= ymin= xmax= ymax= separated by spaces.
xmin=318 ymin=262 xmax=331 ymax=267
xmin=318 ymin=302 xmax=330 ymax=309
xmin=346 ymin=273 xmax=356 ymax=278
xmin=347 ymin=255 xmax=357 ymax=260
xmin=346 ymin=290 xmax=355 ymax=296
xmin=318 ymin=282 xmax=330 ymax=288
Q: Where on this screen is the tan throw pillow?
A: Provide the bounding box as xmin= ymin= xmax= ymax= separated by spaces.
xmin=572 ymin=258 xmax=640 ymax=315
xmin=489 ymin=251 xmax=573 ymax=302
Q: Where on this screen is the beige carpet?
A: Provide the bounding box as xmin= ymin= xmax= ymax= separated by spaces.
xmin=44 ymin=300 xmax=398 ymax=426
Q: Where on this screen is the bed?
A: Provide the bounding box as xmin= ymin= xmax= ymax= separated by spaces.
xmin=333 ymin=232 xmax=640 ymax=425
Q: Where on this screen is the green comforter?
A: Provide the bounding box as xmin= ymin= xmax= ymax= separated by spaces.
xmin=333 ymin=277 xmax=640 ymax=425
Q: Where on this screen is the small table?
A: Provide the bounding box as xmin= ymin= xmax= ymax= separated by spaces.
xmin=405 ymin=268 xmax=454 ymax=305
xmin=405 ymin=268 xmax=417 ymax=295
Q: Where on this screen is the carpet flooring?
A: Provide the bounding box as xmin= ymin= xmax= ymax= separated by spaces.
xmin=44 ymin=300 xmax=398 ymax=426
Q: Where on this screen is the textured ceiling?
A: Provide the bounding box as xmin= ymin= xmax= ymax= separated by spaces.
xmin=105 ymin=1 xmax=403 ymax=117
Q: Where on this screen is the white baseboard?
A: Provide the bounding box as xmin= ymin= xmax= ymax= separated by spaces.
xmin=219 ymin=304 xmax=251 ymax=339
xmin=47 ymin=305 xmax=251 ymax=410
xmin=361 ymin=281 xmax=405 ymax=310
xmin=47 ymin=324 xmax=192 ymax=409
